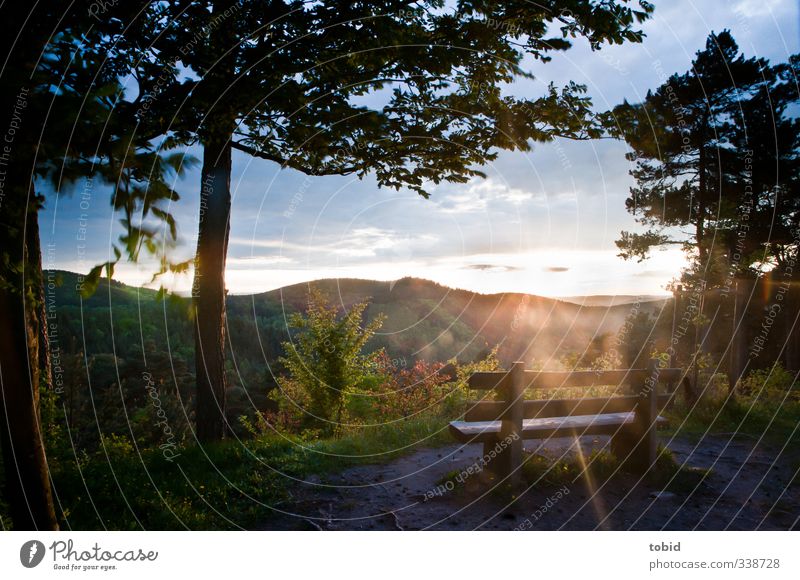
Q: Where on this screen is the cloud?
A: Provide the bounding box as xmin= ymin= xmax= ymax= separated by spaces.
xmin=731 ymin=0 xmax=783 ymax=18
xmin=543 ymin=266 xmax=570 ymax=272
xmin=435 ymin=178 xmax=535 ymax=213
xmin=229 ymin=237 xmax=307 ymax=251
xmin=329 ymin=227 xmax=438 ymax=259
xmin=232 ymin=230 xmax=438 ymax=263
xmin=463 ymin=264 xmax=521 ymax=272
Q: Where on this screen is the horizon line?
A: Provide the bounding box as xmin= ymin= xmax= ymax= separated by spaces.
xmin=45 ymin=268 xmax=673 ymax=301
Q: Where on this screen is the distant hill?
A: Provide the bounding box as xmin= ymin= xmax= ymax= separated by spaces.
xmin=246 ymin=277 xmax=667 ymax=365
xmin=47 ymin=271 xmax=668 ymax=369
xmin=559 ymin=295 xmax=668 ymax=307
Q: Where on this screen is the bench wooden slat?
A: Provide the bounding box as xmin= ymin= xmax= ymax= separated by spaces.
xmin=464 ymin=393 xmax=675 ymax=422
xmin=467 ymin=370 xmax=512 ymax=390
xmin=523 ymin=368 xmax=683 ymax=389
xmin=449 ymin=412 xmax=668 ymax=444
xmin=467 ymin=368 xmax=683 ymax=391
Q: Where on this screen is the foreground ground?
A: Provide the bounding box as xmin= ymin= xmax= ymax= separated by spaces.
xmin=260 ymin=434 xmax=800 ymax=530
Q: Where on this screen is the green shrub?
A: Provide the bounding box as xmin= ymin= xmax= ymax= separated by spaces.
xmin=278 ymin=288 xmax=385 ymax=436
xmin=667 ymin=361 xmax=800 ymax=441
xmin=737 ymin=364 xmax=798 ymax=406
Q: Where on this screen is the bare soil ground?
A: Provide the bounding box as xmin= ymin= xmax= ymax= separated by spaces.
xmin=261 ymin=435 xmax=800 ymax=530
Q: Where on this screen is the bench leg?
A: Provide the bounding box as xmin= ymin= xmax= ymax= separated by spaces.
xmin=482 ymin=438 xmax=514 ymax=479
xmin=615 ymin=358 xmax=660 ymax=475
xmin=610 ymin=425 xmax=658 ymax=475
xmin=498 ymin=362 xmax=525 ymax=485
xmin=610 ymin=428 xmax=636 ymax=461
xmin=483 ymin=440 xmax=497 ymax=472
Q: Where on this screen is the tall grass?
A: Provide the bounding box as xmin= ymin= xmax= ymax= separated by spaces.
xmin=666 ymin=364 xmax=800 ymax=443
xmin=48 ymin=414 xmax=452 ymax=530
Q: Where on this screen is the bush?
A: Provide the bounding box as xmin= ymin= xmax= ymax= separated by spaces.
xmin=359 ymin=353 xmax=450 ymax=422
xmin=737 ymin=364 xmax=799 ymax=406
xmin=278 ymin=288 xmax=385 ymax=436
xmin=667 ymin=361 xmax=800 ymax=441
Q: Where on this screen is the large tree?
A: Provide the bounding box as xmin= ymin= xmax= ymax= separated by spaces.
xmin=141 ymin=0 xmax=655 ymax=441
xmin=613 ymin=31 xmax=799 ymax=285
xmin=0 ymin=2 xmax=190 ymax=529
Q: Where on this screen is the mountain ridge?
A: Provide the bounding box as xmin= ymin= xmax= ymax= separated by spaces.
xmin=46 ymin=270 xmax=668 ymax=367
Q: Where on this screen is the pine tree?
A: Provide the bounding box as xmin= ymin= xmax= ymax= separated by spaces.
xmin=613 ymin=31 xmax=798 ymax=287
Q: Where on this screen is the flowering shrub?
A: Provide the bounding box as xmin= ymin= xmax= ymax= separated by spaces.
xmin=261 ymin=289 xmax=504 ymax=437
xmin=366 ymin=352 xmax=451 ymax=420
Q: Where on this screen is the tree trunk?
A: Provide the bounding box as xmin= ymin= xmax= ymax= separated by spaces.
xmin=730 ymin=277 xmax=753 ymax=394
xmin=785 ymin=285 xmax=800 ymax=372
xmin=192 ymin=134 xmax=233 ymax=442
xmin=0 ymin=1 xmax=63 ymax=530
xmin=0 ymin=184 xmax=59 ymax=530
xmin=696 ymin=143 xmax=707 ymax=267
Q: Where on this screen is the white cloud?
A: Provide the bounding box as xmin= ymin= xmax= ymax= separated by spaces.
xmin=732 ymin=0 xmax=784 ymax=19
xmin=436 ymin=178 xmax=536 ymax=213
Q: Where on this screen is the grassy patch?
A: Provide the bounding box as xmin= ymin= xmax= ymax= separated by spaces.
xmin=0 ymin=449 xmax=10 ymax=530
xmin=664 ymin=364 xmax=800 ymax=445
xmin=0 ymin=492 xmax=10 ymax=530
xmin=310 ymin=415 xmax=452 ymax=467
xmin=666 ymin=396 xmax=800 ymax=444
xmin=435 ymin=469 xmax=464 ymax=488
xmin=520 ymin=450 xmax=620 ymax=488
xmin=648 ymin=448 xmax=712 ymax=493
xmin=516 ymin=447 xmax=711 ymax=494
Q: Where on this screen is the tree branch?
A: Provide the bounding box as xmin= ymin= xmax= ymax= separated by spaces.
xmin=230 ymin=140 xmax=360 ymax=176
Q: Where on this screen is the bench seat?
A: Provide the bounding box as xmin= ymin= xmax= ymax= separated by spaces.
xmin=448 ymin=411 xmax=668 ymax=443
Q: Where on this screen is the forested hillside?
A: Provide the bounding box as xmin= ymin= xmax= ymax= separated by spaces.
xmin=46 ymin=271 xmax=666 ymax=445
xmin=52 ymin=270 xmax=668 ymax=370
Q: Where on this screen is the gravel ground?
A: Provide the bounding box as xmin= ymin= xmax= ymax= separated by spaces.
xmin=260 ymin=434 xmax=800 ymax=530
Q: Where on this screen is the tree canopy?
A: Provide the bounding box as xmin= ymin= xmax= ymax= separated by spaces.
xmin=144 ymin=0 xmax=655 ymax=193
xmin=613 ymin=31 xmax=799 ymax=287
xmin=120 ymin=0 xmax=657 ymax=441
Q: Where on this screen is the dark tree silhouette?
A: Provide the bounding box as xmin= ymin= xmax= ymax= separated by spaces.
xmin=0 ymin=2 xmax=191 ymax=529
xmin=727 ymin=56 xmax=800 ymax=276
xmin=613 ymin=31 xmax=799 ymax=287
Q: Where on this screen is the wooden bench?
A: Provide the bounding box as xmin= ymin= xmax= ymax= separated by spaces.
xmin=449 ymin=360 xmax=683 ymax=483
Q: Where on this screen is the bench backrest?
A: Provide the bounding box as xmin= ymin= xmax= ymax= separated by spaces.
xmin=465 ymin=364 xmax=683 ymax=422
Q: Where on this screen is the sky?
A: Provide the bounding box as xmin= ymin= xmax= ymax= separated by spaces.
xmin=40 ymin=0 xmax=800 ymax=297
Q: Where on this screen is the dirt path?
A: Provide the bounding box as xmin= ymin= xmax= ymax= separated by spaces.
xmin=260 ymin=435 xmax=800 ymax=530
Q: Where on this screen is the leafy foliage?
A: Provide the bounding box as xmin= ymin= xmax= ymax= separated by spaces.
xmin=278 ymin=289 xmax=386 ymax=435
xmin=667 ymin=361 xmax=800 ymax=443
xmin=365 ymin=353 xmax=452 ymax=421
xmin=736 ymin=363 xmax=800 ymax=407
xmin=143 ymin=0 xmax=655 ymax=195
